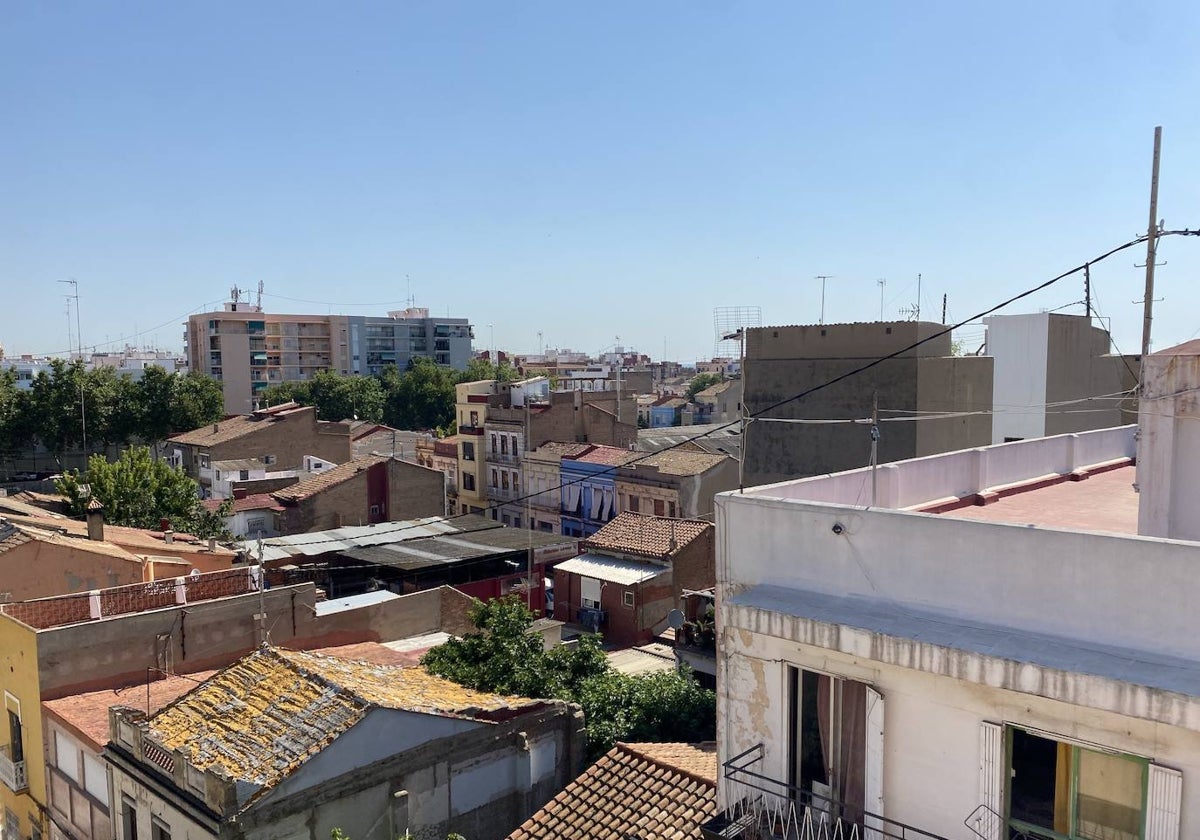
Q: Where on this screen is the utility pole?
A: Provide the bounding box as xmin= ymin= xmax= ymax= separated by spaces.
xmin=1140 ymin=126 xmax=1163 ymax=361
xmin=815 ymin=275 xmax=834 ymax=324
xmin=942 ymin=293 xmax=947 ymax=325
xmin=876 ymin=279 xmax=886 ymax=321
xmin=1084 ymin=263 xmax=1091 ymax=319
xmin=870 ymin=393 xmax=880 ymax=507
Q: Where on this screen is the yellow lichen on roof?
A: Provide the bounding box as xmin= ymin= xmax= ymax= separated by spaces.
xmin=147 ymin=647 xmax=542 ymax=793
xmin=276 ymin=649 xmax=540 ymax=716
xmin=150 ymin=648 xmax=367 ymax=786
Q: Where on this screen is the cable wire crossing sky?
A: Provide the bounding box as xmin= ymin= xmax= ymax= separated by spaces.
xmin=2 ymin=2 xmax=1199 ymax=361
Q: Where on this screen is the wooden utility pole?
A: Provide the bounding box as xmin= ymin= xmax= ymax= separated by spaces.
xmin=1140 ymin=126 xmax=1162 ymax=361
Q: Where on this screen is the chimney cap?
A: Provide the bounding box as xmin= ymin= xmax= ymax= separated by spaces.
xmin=86 ymin=498 xmax=105 ymax=512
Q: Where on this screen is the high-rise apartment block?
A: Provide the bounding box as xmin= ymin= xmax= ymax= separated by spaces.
xmin=186 ymin=300 xmax=473 ymax=414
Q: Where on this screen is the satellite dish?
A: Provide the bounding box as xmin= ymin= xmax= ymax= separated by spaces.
xmin=667 ymin=608 xmax=685 ymax=630
xmin=189 ymin=568 xmax=201 ymax=578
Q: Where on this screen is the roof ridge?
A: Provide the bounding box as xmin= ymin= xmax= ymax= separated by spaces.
xmin=616 ymin=742 xmax=718 ymax=787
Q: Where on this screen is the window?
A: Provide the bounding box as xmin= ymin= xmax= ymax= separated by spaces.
xmin=462 ymin=473 xmax=475 ymax=491
xmin=369 ymin=504 xmax=381 ymax=516
xmin=8 ymin=708 xmax=23 ymax=763
xmin=491 ymin=434 xmax=498 ymax=454
xmin=462 ymin=442 xmax=475 ymax=462
xmin=623 ymin=591 xmax=634 ymax=607
xmin=239 ymin=470 xmax=249 ymax=481
xmin=500 ymin=435 xmax=507 ymax=455
xmin=198 ymin=453 xmax=210 ymax=469
xmin=83 ymin=754 xmax=109 ymax=806
xmin=491 ymin=469 xmax=499 ymax=488
xmin=151 ymin=817 xmax=171 ymax=840
xmin=56 ymin=731 xmax=80 ymax=782
xmin=469 ymin=410 xmax=479 ymax=427
xmin=653 ymin=498 xmax=665 ymax=517
xmin=513 ymin=516 xmax=521 ymax=528
xmin=787 ymin=668 xmax=883 ymax=822
xmin=581 ymin=577 xmax=602 ymax=610
xmin=1008 ymin=728 xmax=1148 ymax=840
xmin=121 ymin=797 xmax=138 ymax=840
xmin=6 ymin=810 xmax=20 ymax=840
xmin=669 ymin=501 xmax=676 ymax=518
xmin=628 ymin=495 xmax=640 ymax=513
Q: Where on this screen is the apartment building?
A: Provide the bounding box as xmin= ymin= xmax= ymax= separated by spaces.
xmin=615 ymin=449 xmax=737 ymax=521
xmin=704 ymin=341 xmax=1200 ymax=840
xmin=185 ymin=302 xmax=473 ymax=414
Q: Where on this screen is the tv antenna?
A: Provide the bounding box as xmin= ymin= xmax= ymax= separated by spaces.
xmin=815 ymin=275 xmax=835 ymax=324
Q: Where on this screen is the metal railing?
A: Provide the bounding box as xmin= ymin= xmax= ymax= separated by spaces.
xmin=705 ymin=744 xmax=954 ymax=840
xmin=0 ymin=744 xmax=28 ymax=792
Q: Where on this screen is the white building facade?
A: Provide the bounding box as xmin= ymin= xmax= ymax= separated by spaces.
xmin=713 ymin=422 xmax=1193 ymax=840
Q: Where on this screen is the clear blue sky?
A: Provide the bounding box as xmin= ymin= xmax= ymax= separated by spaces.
xmin=3 ymin=1 xmax=1199 ymax=363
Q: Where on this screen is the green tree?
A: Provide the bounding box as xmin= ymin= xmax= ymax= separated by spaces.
xmin=27 ymin=359 xmax=88 ymax=456
xmin=0 ymin=370 xmax=34 ymax=465
xmin=169 ymin=370 xmax=225 ymax=433
xmin=260 ymin=379 xmax=313 ymax=409
xmin=384 ymin=359 xmax=458 ymax=430
xmin=56 ymin=446 xmax=231 ymax=539
xmin=462 ymin=358 xmax=520 ymax=384
xmin=685 ymin=372 xmax=723 ymax=401
xmin=307 ymin=370 xmax=385 ymax=422
xmin=422 ymin=597 xmax=716 ymax=759
xmin=134 ymin=365 xmax=178 ymax=447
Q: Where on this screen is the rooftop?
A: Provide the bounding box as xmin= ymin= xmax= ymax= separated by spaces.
xmin=340 ymin=526 xmax=576 ymax=572
xmin=569 ymin=445 xmax=639 ymax=467
xmin=0 ymin=512 xmax=237 ymax=557
xmin=44 ymin=671 xmax=218 ymax=751
xmin=637 ymin=423 xmax=743 ymax=460
xmin=629 ymin=449 xmax=732 ymax=477
xmin=272 ymin=455 xmax=391 ymax=503
xmin=169 ymin=402 xmax=312 ymax=447
xmin=527 ymin=442 xmax=593 ymax=460
xmin=506 ymin=741 xmax=716 ymax=840
xmin=929 ymin=463 xmax=1138 ymax=535
xmin=147 ymin=648 xmax=543 ymax=794
xmin=201 ymin=493 xmax=285 ymax=514
xmin=247 ymin=514 xmax=500 ymax=563
xmin=582 ymin=512 xmax=713 ymax=560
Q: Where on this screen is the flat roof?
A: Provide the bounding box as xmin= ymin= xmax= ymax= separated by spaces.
xmin=340 ymin=527 xmax=575 ymax=572
xmin=930 ymin=465 xmax=1139 ymax=536
xmin=314 ymin=590 xmax=401 ymax=616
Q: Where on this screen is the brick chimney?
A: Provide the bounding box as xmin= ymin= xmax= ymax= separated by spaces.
xmin=86 ymin=498 xmax=105 ymax=542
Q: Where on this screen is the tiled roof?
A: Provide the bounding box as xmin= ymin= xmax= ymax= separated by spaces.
xmin=0 ymin=514 xmax=236 ymax=557
xmin=148 ymin=647 xmax=543 ymax=794
xmin=528 ymin=442 xmax=592 ymax=460
xmin=631 ymin=450 xmax=731 ymax=477
xmin=44 ymin=672 xmax=218 ymax=751
xmin=506 ymin=742 xmax=716 ymax=840
xmin=0 ymin=520 xmax=141 ymax=563
xmin=271 ymin=455 xmax=389 ymax=503
xmin=168 ymin=403 xmax=309 ymax=447
xmin=582 ymin=512 xmax=713 ymax=560
xmin=201 ymin=494 xmax=285 ymax=514
xmin=572 ymin=445 xmax=639 ymax=467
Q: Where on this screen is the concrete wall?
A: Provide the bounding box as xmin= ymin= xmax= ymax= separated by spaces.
xmin=179 ymin=408 xmax=352 ymax=481
xmin=986 ymin=312 xmax=1050 ymax=443
xmin=235 ymin=702 xmax=585 ymax=840
xmin=0 ymin=539 xmax=143 ymax=602
xmin=717 ymin=491 xmax=1200 ymax=661
xmin=720 ymin=625 xmax=1200 ymax=839
xmin=746 ymin=322 xmax=952 ymax=361
xmin=1138 ymin=345 xmax=1200 ymax=541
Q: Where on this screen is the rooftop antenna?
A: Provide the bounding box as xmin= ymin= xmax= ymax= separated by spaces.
xmin=230 ymin=285 xmax=241 ymax=304
xmin=876 ymin=279 xmax=886 ymax=321
xmin=256 ymin=280 xmax=264 ymax=309
xmin=538 ymin=331 xmax=544 ymax=355
xmin=815 ymin=275 xmax=835 ymax=324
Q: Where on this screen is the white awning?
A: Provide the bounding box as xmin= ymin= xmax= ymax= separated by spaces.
xmin=554 ymin=553 xmax=666 ymax=586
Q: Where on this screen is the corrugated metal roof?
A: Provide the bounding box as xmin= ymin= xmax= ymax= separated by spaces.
xmin=243 ymin=515 xmax=500 ymax=562
xmin=341 ymin=527 xmax=577 ymax=572
xmin=554 ymin=553 xmax=666 ymax=586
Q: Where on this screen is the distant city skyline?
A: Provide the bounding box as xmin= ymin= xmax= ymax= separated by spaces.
xmin=4 ymin=3 xmax=1199 ymax=363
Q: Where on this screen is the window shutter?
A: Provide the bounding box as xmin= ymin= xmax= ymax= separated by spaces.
xmin=1146 ymin=763 xmax=1183 ymax=840
xmin=975 ymin=722 xmax=1004 ymax=840
xmin=864 ymin=686 xmax=885 ymax=829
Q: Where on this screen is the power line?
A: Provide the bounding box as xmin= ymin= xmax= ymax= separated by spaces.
xmin=26 ymin=299 xmax=226 ymax=358
xmin=255 ymin=229 xmax=1199 ymax=552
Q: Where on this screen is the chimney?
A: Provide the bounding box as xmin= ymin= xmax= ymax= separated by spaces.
xmin=163 ymin=530 xmax=174 ymax=545
xmin=213 ymin=423 xmax=219 ymax=433
xmin=86 ymin=499 xmax=106 ymax=541
xmin=208 ymin=537 xmax=217 ymax=552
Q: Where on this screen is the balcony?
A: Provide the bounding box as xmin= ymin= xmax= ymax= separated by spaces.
xmin=488 ymin=484 xmax=525 ymax=502
xmin=0 ymin=744 xmax=28 ymax=792
xmin=704 ymin=744 xmax=952 ymax=840
xmin=489 ymin=450 xmax=521 ymax=466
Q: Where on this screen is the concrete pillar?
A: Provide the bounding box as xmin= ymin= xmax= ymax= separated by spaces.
xmin=175 ymin=577 xmax=188 ymax=605
xmin=88 ymin=590 xmax=102 ymax=619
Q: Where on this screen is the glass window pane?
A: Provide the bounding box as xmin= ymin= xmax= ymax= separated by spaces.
xmin=1075 ymin=749 xmax=1143 ymax=840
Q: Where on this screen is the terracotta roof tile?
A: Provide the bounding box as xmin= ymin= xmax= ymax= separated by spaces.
xmin=201 ymin=494 xmax=285 ymax=514
xmin=506 ymin=742 xmax=716 ymax=840
xmin=528 ymin=442 xmax=593 ymax=459
xmin=630 ymin=450 xmax=731 ymax=477
xmin=582 ymin=512 xmax=713 ymax=560
xmin=168 ymin=403 xmax=309 ymax=447
xmin=272 ymin=455 xmax=389 ymax=503
xmin=571 ymin=445 xmax=639 ymax=467
xmin=145 ymin=647 xmax=545 ymax=800
xmin=0 ymin=514 xmax=236 ymax=557
xmin=43 ymin=672 xmax=218 ymax=751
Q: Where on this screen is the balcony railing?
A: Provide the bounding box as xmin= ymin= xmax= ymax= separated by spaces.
xmin=488 ymin=450 xmax=521 ymax=466
xmin=488 ymin=484 xmax=524 ymax=502
xmin=0 ymin=744 xmax=28 ymax=792
xmin=704 ymin=744 xmax=952 ymax=840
